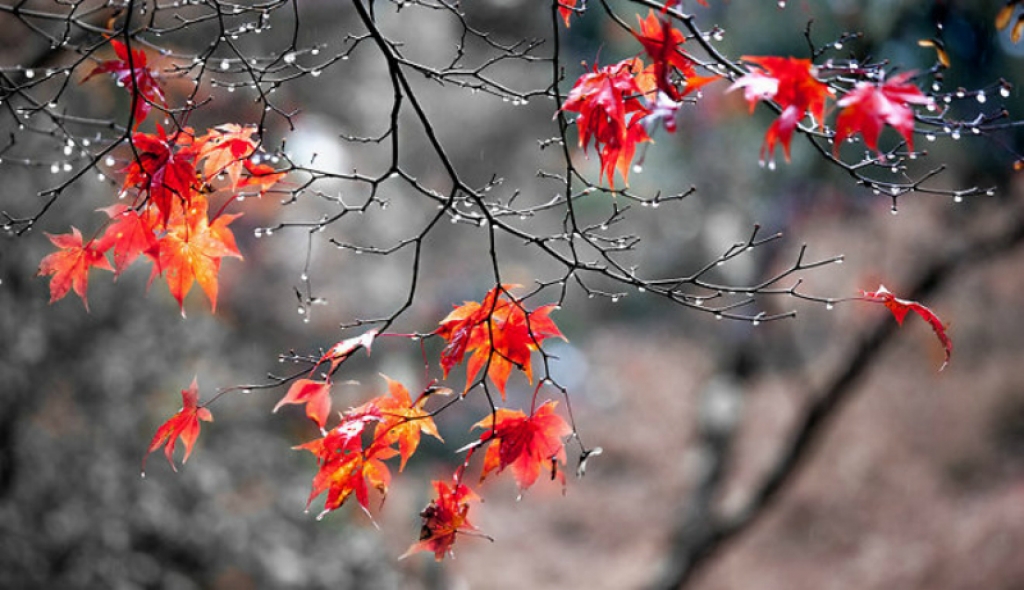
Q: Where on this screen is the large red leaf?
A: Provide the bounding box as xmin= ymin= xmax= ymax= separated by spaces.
xmin=472 ymin=400 xmax=572 ymax=491
xmin=834 ymin=72 xmax=932 ymax=157
xmin=436 ymin=286 xmax=565 ymax=398
xmin=562 ymin=59 xmax=652 ymax=187
xmin=729 ymin=56 xmax=834 ymax=162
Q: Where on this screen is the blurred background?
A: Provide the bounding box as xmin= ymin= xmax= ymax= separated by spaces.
xmin=2 ymin=0 xmax=1024 ymax=588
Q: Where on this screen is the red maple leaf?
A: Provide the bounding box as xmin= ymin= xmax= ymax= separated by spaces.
xmin=143 ymin=377 xmax=213 ymax=474
xmin=558 ymin=0 xmax=577 ymax=28
xmin=860 ymin=285 xmax=952 ymax=371
xmin=729 ymin=56 xmax=834 ymax=162
xmin=274 ymin=378 xmax=333 ymax=429
xmin=436 ymin=286 xmax=565 ymax=398
xmin=94 ymin=204 xmax=160 ymax=274
xmin=401 ymin=479 xmax=481 ymax=561
xmin=123 ymin=125 xmax=198 ymax=226
xmin=237 ymin=160 xmax=287 ymax=195
xmin=37 ymin=227 xmax=114 ymax=310
xmin=194 ymin=124 xmax=259 ymax=190
xmin=562 ymin=59 xmax=651 ymax=187
xmin=472 ymin=400 xmax=572 ymax=491
xmin=83 ymin=38 xmax=166 ymax=126
xmin=320 ymin=329 xmax=377 ymax=374
xmin=153 ymin=194 xmax=243 ymax=313
xmin=632 ymin=10 xmax=718 ymax=102
xmin=370 ymin=376 xmax=443 ymax=471
xmin=833 ymin=72 xmax=932 ymax=157
xmin=295 ymin=415 xmax=398 ymax=518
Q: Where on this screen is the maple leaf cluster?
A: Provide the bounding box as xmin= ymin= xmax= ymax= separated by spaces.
xmin=729 ymin=57 xmax=932 ymax=163
xmin=562 ymin=11 xmax=719 ymax=187
xmin=561 ymin=7 xmax=938 ymax=182
xmin=436 ymin=285 xmax=565 ymax=398
xmin=38 ymin=123 xmax=285 ymax=314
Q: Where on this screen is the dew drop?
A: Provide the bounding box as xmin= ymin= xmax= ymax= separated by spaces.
xmin=986 ymin=189 xmax=996 ymax=197
xmin=951 ymin=129 xmax=961 ymax=140
xmin=890 ymin=206 xmax=899 ymax=215
xmin=825 ymin=302 xmax=834 ymax=310
xmin=777 ymin=0 xmax=786 ymax=7
xmin=767 ymin=160 xmax=777 ymax=171
xmin=752 ymin=319 xmax=761 ymax=327
xmin=976 ymin=91 xmax=986 ymax=104
xmin=637 ymin=286 xmax=646 ymax=293
xmin=694 ymin=298 xmax=703 ymax=307
xmin=297 ymin=307 xmax=305 ymax=315
xmin=283 ymin=52 xmax=296 ymax=64
xmin=49 ymin=163 xmax=60 ymax=174
xmin=953 ymin=195 xmax=963 ymax=203
xmin=611 ymin=296 xmax=620 ymax=303
xmin=105 ymin=156 xmax=116 ymax=167
xmin=926 ymin=133 xmax=936 ymax=142
xmin=220 ymin=59 xmax=230 ymax=70
xmin=1001 ymin=86 xmax=1011 ymax=98
xmin=632 ymin=164 xmax=643 ymax=174
xmin=24 ymin=69 xmax=34 ymax=79
xmin=311 ymin=69 xmax=322 ymax=77
xmin=300 ymin=273 xmax=308 ymax=281
xmin=714 ymin=312 xmax=723 ymax=320
xmin=254 ymin=228 xmax=263 ymax=238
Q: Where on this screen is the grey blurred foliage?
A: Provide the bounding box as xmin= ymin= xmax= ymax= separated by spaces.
xmin=2 ymin=1 xmax=1024 ymax=589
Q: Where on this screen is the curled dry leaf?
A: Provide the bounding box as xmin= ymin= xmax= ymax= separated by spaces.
xmin=861 ymin=284 xmax=952 ymax=370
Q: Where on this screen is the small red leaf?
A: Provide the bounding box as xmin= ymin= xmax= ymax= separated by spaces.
xmin=861 ymin=284 xmax=952 ymax=370
xmin=274 ymin=378 xmax=333 ymax=429
xmin=401 ymin=479 xmax=481 ymax=561
xmin=143 ymin=377 xmax=213 ymax=474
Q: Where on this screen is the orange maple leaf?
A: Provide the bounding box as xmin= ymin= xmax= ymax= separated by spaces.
xmin=402 ymin=479 xmax=482 ymax=561
xmin=370 ymin=376 xmax=443 ymax=471
xmin=194 ymin=124 xmax=259 ymax=190
xmin=37 ymin=227 xmax=114 ymax=310
xmin=833 ymin=72 xmax=932 ymax=157
xmin=860 ymin=284 xmax=952 ymax=371
xmin=154 ymin=194 xmax=243 ymax=313
xmin=273 ymin=378 xmax=333 ymax=429
xmin=296 ymin=415 xmax=398 ymax=518
xmin=94 ymin=204 xmax=160 ymax=274
xmin=143 ymin=377 xmax=213 ymax=474
xmin=729 ymin=56 xmax=834 ymax=162
xmin=436 ymin=286 xmax=565 ymax=398
xmin=472 ymin=400 xmax=572 ymax=491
